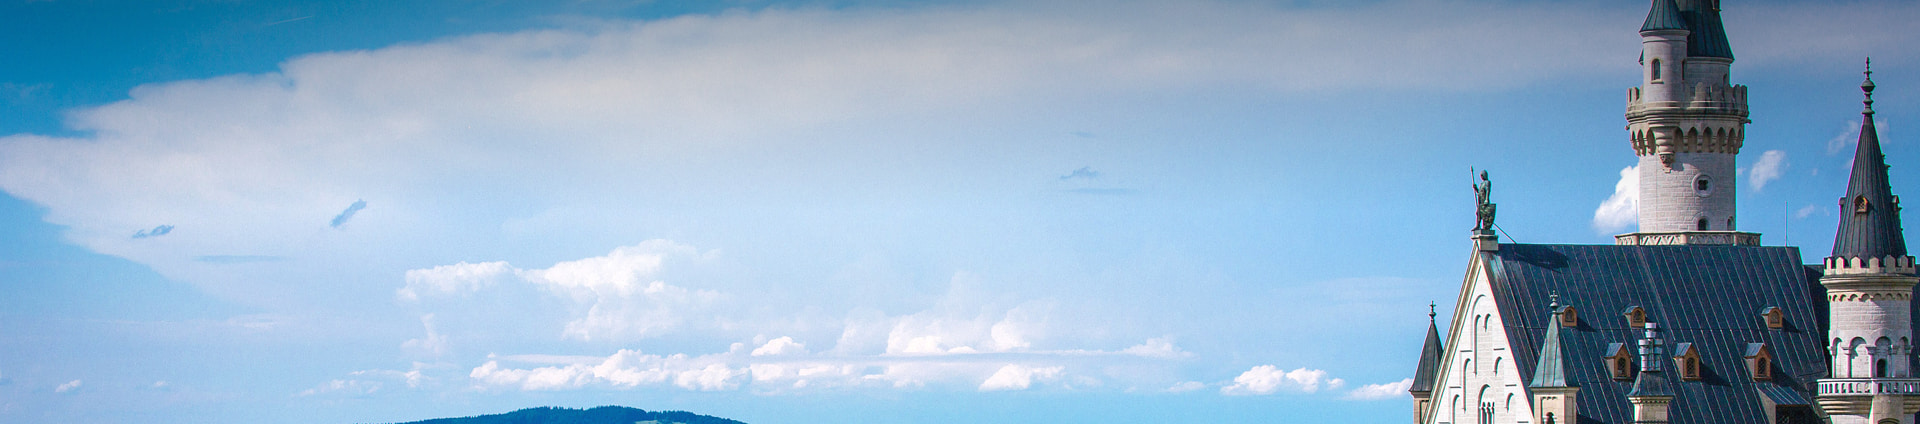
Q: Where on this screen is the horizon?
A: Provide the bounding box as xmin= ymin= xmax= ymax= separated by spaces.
xmin=1 ymin=1 xmax=1917 ymax=423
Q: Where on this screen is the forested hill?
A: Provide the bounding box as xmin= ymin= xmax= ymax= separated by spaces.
xmin=384 ymin=406 xmax=748 ymax=424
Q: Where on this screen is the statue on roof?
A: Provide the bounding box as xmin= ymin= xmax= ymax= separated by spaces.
xmin=1474 ymin=170 xmax=1497 ymax=233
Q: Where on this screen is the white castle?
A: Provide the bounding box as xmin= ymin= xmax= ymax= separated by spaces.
xmin=1408 ymin=1 xmax=1914 ymax=423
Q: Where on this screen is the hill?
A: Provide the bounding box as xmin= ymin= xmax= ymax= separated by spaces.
xmin=385 ymin=406 xmax=748 ymax=424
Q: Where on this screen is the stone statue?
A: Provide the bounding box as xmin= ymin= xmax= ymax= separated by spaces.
xmin=1473 ymin=170 xmax=1497 ymax=232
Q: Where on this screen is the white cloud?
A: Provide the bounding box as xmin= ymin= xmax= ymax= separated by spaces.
xmin=1220 ymin=365 xmax=1342 ymax=395
xmin=751 ymin=336 xmax=809 ymax=356
xmin=402 ymin=240 xmax=719 ymax=341
xmin=1345 ymin=378 xmax=1412 ymax=400
xmin=397 ymin=261 xmax=512 ymax=301
xmin=1830 ymin=119 xmax=1894 ymax=154
xmin=1795 ymin=204 xmax=1825 ymax=219
xmin=1167 ymin=381 xmax=1207 ymax=393
xmin=1120 ymin=337 xmax=1192 ymax=359
xmin=54 ymin=379 xmax=81 ymax=393
xmin=1593 ymin=165 xmax=1639 ymax=234
xmin=401 ymin=314 xmax=448 ymax=356
xmin=1749 ymin=150 xmax=1788 ymax=191
xmin=978 ymin=364 xmax=1064 ymax=391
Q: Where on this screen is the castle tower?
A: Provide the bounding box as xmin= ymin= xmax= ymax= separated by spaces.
xmin=1618 ymin=0 xmax=1759 ymax=246
xmin=1408 ymin=304 xmax=1443 ymax=424
xmin=1816 ymin=63 xmax=1920 ymax=424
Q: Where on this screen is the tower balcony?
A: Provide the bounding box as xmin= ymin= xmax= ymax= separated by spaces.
xmin=1626 ymin=84 xmax=1750 ymax=116
xmin=1615 ymin=231 xmax=1761 ymax=246
xmin=1819 ymin=378 xmax=1920 ymax=396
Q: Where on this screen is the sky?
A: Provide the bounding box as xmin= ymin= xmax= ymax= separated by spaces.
xmin=0 ymin=0 xmax=1916 ymax=423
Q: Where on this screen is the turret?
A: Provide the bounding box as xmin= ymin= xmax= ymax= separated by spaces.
xmin=1618 ymin=0 xmax=1755 ymax=245
xmin=1816 ymin=60 xmax=1920 ymax=424
xmin=1529 ymin=295 xmax=1578 ymax=424
xmin=1410 ymin=303 xmax=1444 ymax=424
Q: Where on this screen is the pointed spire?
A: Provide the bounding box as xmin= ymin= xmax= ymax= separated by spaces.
xmin=1410 ymin=303 xmax=1445 ymax=394
xmin=1832 ymin=59 xmax=1908 ymax=261
xmin=1531 ymin=300 xmax=1573 ymax=388
xmin=1676 ymin=0 xmax=1734 ymax=59
xmin=1641 ymin=0 xmax=1687 ymax=32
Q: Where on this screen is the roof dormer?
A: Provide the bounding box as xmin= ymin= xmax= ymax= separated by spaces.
xmin=1672 ymin=343 xmax=1703 ymax=381
xmin=1745 ymin=343 xmax=1774 ymax=381
xmin=1606 ymin=343 xmax=1635 ymax=381
xmin=1624 ymin=306 xmax=1648 ymax=329
xmin=1760 ymin=306 xmax=1784 ymax=329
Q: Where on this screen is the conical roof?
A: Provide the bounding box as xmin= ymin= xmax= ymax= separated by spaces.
xmin=1641 ymin=0 xmax=1687 ymax=32
xmin=1528 ymin=309 xmax=1572 ymax=388
xmin=1409 ymin=307 xmax=1445 ymax=393
xmin=1677 ymin=0 xmax=1734 ymax=59
xmin=1832 ymin=64 xmax=1908 ymax=260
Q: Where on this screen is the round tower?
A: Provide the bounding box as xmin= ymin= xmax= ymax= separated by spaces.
xmin=1816 ymin=63 xmax=1920 ymax=424
xmin=1623 ymin=0 xmax=1750 ymax=237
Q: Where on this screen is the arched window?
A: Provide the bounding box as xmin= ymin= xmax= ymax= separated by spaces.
xmin=1652 ymin=58 xmax=1663 ymax=81
xmin=1878 ymin=358 xmax=1889 ymax=378
xmin=1857 ymin=196 xmax=1872 ymax=214
xmin=1546 ymin=412 xmax=1556 ymax=424
xmin=1697 ymin=218 xmax=1710 ymax=230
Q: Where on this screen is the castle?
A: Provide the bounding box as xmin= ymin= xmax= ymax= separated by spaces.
xmin=1407 ymin=1 xmax=1914 ymax=423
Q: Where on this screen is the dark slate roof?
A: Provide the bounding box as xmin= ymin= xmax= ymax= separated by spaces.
xmin=1832 ymin=76 xmax=1908 ymax=260
xmin=1641 ymin=0 xmax=1688 ymax=32
xmin=1630 ymin=366 xmax=1675 ymax=397
xmin=1410 ymin=316 xmax=1445 ymax=393
xmin=1489 ymin=244 xmax=1827 ymax=424
xmin=1530 ymin=313 xmax=1572 ymax=388
xmin=1676 ymin=0 xmax=1734 ymax=59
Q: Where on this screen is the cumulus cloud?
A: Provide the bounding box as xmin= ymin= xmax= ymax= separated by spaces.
xmin=401 ymin=241 xmax=718 ymax=340
xmin=1167 ymin=381 xmax=1206 ymax=393
xmin=1593 ymin=165 xmax=1639 ymax=234
xmin=978 ymin=364 xmax=1064 ymax=391
xmin=401 ymin=314 xmax=448 ymax=356
xmin=1345 ymin=378 xmax=1412 ymax=400
xmin=54 ymin=379 xmax=81 ymax=393
xmin=131 ymin=224 xmax=173 ymax=239
xmin=751 ymin=336 xmax=808 ymax=356
xmin=397 ymin=261 xmax=513 ymax=301
xmin=329 ymin=199 xmax=367 ymax=228
xmin=1749 ymin=150 xmax=1788 ymax=191
xmin=1220 ymin=365 xmax=1342 ymax=395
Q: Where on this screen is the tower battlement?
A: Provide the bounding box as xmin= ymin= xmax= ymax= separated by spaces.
xmin=1825 ymin=255 xmax=1919 ymax=276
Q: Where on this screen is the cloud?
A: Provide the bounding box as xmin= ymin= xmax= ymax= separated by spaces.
xmin=401 ymin=314 xmax=448 ymax=356
xmin=329 ymin=199 xmax=367 ymax=228
xmin=131 ymin=224 xmax=174 ymax=239
xmin=752 ymin=336 xmax=808 ymax=356
xmin=978 ymin=364 xmax=1064 ymax=391
xmin=1059 ymin=166 xmax=1100 ymax=180
xmin=1749 ymin=150 xmax=1788 ymax=191
xmin=54 ymin=379 xmax=82 ymax=393
xmin=1345 ymin=378 xmax=1412 ymax=400
xmin=193 ymin=255 xmax=287 ymax=264
xmin=1167 ymin=381 xmax=1206 ymax=393
xmin=469 ymin=349 xmax=743 ymax=391
xmin=397 ymin=261 xmax=513 ymax=301
xmin=1830 ymin=119 xmax=1894 ymax=154
xmin=1795 ymin=204 xmax=1825 ymax=219
xmin=1220 ymin=365 xmax=1342 ymax=395
xmin=1119 ymin=337 xmax=1192 ymax=359
xmin=298 ymin=379 xmax=381 ymax=397
xmin=402 ymin=240 xmax=719 ymax=341
xmin=1593 ymin=165 xmax=1639 ymax=234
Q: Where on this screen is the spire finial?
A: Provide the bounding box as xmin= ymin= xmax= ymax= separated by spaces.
xmin=1429 ymin=302 xmax=1437 ymax=321
xmin=1864 ymin=57 xmax=1877 ymax=115
xmin=1548 ymin=292 xmax=1560 ymax=310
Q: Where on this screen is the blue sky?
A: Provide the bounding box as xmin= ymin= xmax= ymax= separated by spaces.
xmin=0 ymin=0 xmax=1916 ymax=423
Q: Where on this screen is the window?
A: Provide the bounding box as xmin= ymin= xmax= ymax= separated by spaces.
xmin=1674 ymin=343 xmax=1703 ymax=381
xmin=1606 ymin=343 xmax=1635 ymax=380
xmin=1698 ymin=218 xmax=1710 ymax=230
xmin=1877 ymin=359 xmax=1889 ymax=378
xmin=1857 ymin=196 xmax=1872 ymax=214
xmin=1761 ymin=307 xmax=1784 ymax=329
xmin=1623 ymin=306 xmax=1647 ymax=328
xmin=1545 ymin=412 xmax=1556 ymax=424
xmin=1556 ymin=306 xmax=1578 ymax=327
xmin=1695 ymin=175 xmax=1712 ymax=196
xmin=1652 ymin=58 xmax=1663 ymax=81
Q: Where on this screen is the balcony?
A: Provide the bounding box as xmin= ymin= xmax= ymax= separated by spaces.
xmin=1817 ymin=378 xmax=1920 ymax=396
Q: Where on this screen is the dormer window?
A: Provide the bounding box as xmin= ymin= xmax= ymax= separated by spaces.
xmin=1746 ymin=343 xmax=1774 ymax=381
xmin=1624 ymin=306 xmax=1647 ymax=328
xmin=1761 ymin=307 xmax=1784 ymax=329
xmin=1556 ymin=305 xmax=1579 ymax=327
xmin=1857 ymin=195 xmax=1872 ymax=214
xmin=1606 ymin=343 xmax=1634 ymax=380
xmin=1673 ymin=343 xmax=1703 ymax=381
